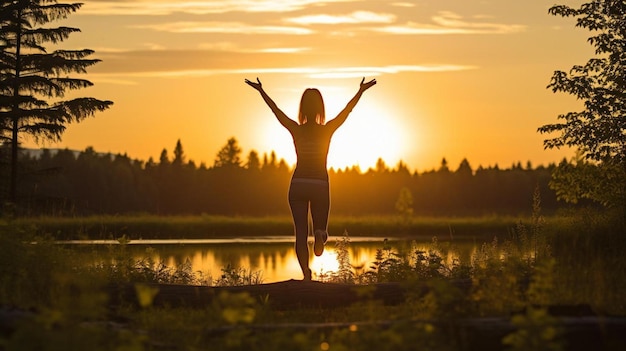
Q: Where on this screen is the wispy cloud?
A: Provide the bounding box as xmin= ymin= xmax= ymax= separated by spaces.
xmin=432 ymin=11 xmax=524 ymax=33
xmin=79 ymin=0 xmax=356 ymax=16
xmin=307 ymin=65 xmax=477 ymax=78
xmin=142 ymin=42 xmax=167 ymax=50
xmin=197 ymin=42 xmax=310 ymax=54
xmin=258 ymin=47 xmax=311 ymax=53
xmin=391 ymin=2 xmax=416 ymax=8
xmin=285 ymin=11 xmax=396 ymax=25
xmin=89 ymin=64 xmax=477 ymax=83
xmin=374 ymin=11 xmax=526 ymax=35
xmin=132 ymin=21 xmax=313 ymax=35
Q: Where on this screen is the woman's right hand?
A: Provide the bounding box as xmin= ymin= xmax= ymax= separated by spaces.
xmin=359 ymin=77 xmax=377 ymax=92
xmin=245 ymin=77 xmax=263 ymax=91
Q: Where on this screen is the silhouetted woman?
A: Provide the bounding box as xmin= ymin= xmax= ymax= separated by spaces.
xmin=245 ymin=77 xmax=377 ymax=281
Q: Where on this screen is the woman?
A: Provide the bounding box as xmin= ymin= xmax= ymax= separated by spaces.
xmin=245 ymin=77 xmax=377 ymax=280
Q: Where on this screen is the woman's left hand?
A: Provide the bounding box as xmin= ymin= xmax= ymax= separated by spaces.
xmin=245 ymin=77 xmax=263 ymax=91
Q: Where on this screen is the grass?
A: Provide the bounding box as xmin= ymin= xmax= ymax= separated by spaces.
xmin=6 ymin=213 xmax=572 ymax=240
xmin=1 ymin=208 xmax=624 ymax=350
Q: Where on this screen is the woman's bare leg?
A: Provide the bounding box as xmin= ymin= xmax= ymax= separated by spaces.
xmin=310 ymin=185 xmax=330 ymax=256
xmin=289 ymin=198 xmax=311 ymax=280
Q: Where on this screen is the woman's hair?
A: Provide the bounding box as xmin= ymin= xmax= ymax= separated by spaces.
xmin=298 ymin=88 xmax=325 ymax=125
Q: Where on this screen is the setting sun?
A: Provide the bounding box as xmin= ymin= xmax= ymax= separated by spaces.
xmin=327 ymin=95 xmax=407 ymax=171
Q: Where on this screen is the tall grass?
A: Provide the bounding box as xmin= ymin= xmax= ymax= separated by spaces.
xmin=8 ymin=213 xmax=565 ymax=240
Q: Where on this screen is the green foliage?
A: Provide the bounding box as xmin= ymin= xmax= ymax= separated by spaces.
xmin=364 ymin=238 xmax=472 ymax=285
xmin=214 ymin=264 xmax=264 ymax=286
xmin=547 ymin=208 xmax=626 ymax=313
xmin=550 ymin=153 xmax=626 ymax=208
xmin=395 ymin=186 xmax=414 ymax=225
xmin=213 ymin=291 xmax=257 ymax=325
xmin=318 ymin=230 xmax=356 ymax=283
xmin=365 ymin=239 xmax=412 ymax=283
xmin=503 ymin=307 xmax=564 ymax=351
xmin=471 ymin=193 xmax=551 ymax=316
xmin=130 ymin=250 xmax=198 ymax=285
xmin=0 ymin=226 xmax=71 ymax=308
xmin=134 ymin=283 xmax=159 ymax=309
xmin=0 ymin=226 xmax=144 ymax=350
xmin=324 ymin=320 xmax=453 ymax=351
xmin=539 ymin=0 xmax=626 ymax=208
xmin=526 ymin=258 xmax=557 ymax=306
xmin=470 ymin=237 xmax=526 ymax=316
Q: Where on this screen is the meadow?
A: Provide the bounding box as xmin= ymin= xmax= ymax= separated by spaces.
xmin=1 ymin=207 xmax=624 ymax=350
xmin=9 ymin=213 xmax=571 ymax=240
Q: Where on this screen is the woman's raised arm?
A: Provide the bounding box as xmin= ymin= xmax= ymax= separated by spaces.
xmin=326 ymin=78 xmax=377 ymax=131
xmin=245 ymin=78 xmax=297 ymax=131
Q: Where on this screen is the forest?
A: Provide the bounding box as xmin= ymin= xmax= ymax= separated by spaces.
xmin=3 ymin=138 xmax=569 ymax=217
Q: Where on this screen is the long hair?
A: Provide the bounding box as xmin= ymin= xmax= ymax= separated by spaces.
xmin=298 ymin=88 xmax=325 ymax=125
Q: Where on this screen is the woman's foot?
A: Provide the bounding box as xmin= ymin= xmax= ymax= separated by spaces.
xmin=314 ymin=229 xmax=328 ymax=256
xmin=303 ymin=268 xmax=312 ymax=281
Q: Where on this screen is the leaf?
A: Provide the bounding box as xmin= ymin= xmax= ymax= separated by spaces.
xmin=134 ymin=283 xmax=159 ymax=308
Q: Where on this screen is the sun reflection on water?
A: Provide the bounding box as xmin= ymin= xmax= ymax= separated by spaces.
xmin=149 ymin=243 xmax=379 ymax=282
xmin=310 ymin=249 xmax=340 ymax=277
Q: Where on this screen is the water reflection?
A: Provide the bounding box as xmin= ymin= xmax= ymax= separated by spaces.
xmin=138 ymin=240 xmax=387 ymax=282
xmin=70 ymin=237 xmax=479 ymax=283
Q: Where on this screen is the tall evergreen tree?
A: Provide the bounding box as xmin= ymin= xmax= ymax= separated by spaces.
xmin=246 ymin=150 xmax=260 ymax=170
xmin=214 ymin=137 xmax=242 ymax=168
xmin=158 ymin=148 xmax=169 ymax=166
xmin=0 ymin=0 xmax=112 ymax=203
xmin=172 ymin=139 xmax=185 ymax=167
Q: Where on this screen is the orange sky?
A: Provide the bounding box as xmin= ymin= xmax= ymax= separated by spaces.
xmin=26 ymin=0 xmax=590 ymax=172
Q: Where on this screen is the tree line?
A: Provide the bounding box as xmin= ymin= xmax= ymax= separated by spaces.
xmin=2 ymin=138 xmax=571 ymax=217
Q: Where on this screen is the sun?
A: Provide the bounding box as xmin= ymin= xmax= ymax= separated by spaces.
xmin=327 ymin=96 xmax=406 ymax=170
xmin=260 ymin=85 xmax=408 ymax=171
xmin=310 ymin=249 xmax=340 ymax=275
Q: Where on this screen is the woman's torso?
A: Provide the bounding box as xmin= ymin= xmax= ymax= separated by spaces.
xmin=289 ymin=123 xmax=335 ymax=181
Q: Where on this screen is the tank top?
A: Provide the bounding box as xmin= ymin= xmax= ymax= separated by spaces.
xmin=289 ymin=123 xmax=336 ymax=181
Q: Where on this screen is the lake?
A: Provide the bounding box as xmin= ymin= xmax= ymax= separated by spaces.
xmin=63 ymin=236 xmax=480 ymax=283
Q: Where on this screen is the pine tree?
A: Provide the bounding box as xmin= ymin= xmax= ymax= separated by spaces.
xmin=172 ymin=139 xmax=185 ymax=167
xmin=246 ymin=150 xmax=260 ymax=170
xmin=0 ymin=0 xmax=112 ymax=203
xmin=214 ymin=137 xmax=242 ymax=168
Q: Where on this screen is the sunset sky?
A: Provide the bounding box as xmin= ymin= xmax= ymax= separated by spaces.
xmin=28 ymin=0 xmax=591 ymax=172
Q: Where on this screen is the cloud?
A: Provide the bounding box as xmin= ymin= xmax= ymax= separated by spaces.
xmin=142 ymin=42 xmax=167 ymax=50
xmin=285 ymin=11 xmax=396 ymax=25
xmin=374 ymin=23 xmax=470 ymax=35
xmin=391 ymin=2 xmax=416 ymax=8
xmin=89 ymin=64 xmax=477 ymax=83
xmin=197 ymin=42 xmax=310 ymax=54
xmin=79 ymin=0 xmax=356 ymax=16
xmin=374 ymin=11 xmax=526 ymax=35
xmin=258 ymin=47 xmax=311 ymax=53
xmin=307 ymin=65 xmax=477 ymax=78
xmin=132 ymin=21 xmax=313 ymax=35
